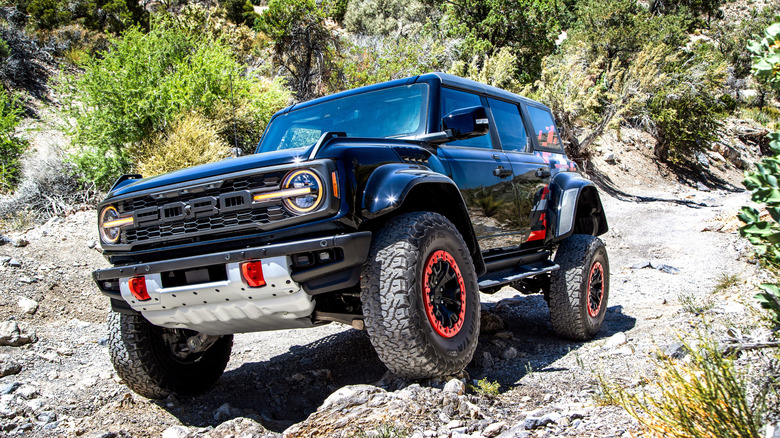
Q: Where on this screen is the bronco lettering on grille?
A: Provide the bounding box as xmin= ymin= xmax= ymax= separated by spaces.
xmin=133 ymin=190 xmax=254 ymax=227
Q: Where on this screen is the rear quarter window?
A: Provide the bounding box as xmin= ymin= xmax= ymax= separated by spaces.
xmin=527 ymin=106 xmax=563 ymax=152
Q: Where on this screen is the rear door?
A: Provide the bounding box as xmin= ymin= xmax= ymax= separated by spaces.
xmin=489 ymin=98 xmax=551 ymax=246
xmin=437 ymin=88 xmax=520 ymax=251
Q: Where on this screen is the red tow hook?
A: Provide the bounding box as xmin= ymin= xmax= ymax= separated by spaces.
xmin=128 ymin=276 xmax=151 ymax=301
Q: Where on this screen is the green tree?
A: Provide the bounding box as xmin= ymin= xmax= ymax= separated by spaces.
xmin=0 ymin=88 xmax=28 ymax=193
xmin=432 ymin=0 xmax=565 ymax=83
xmin=739 ymin=19 xmax=780 ymax=325
xmin=26 ymin=0 xmax=72 ymax=30
xmin=256 ymin=0 xmax=338 ymax=100
xmin=223 ymin=0 xmax=257 ymax=26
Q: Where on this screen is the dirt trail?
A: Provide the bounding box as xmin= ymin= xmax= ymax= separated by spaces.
xmin=0 ymin=178 xmax=767 ymax=437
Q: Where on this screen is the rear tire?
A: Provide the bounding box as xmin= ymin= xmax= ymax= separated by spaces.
xmin=107 ymin=312 xmax=233 ymax=398
xmin=361 ymin=212 xmax=480 ymax=378
xmin=549 ymin=234 xmax=609 ymax=341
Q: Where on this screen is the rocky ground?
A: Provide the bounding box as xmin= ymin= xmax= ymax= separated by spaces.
xmin=0 ymin=132 xmax=778 ymax=437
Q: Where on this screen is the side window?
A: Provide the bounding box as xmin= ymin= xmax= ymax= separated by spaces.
xmin=527 ymin=106 xmax=562 ymax=151
xmin=440 ymin=88 xmax=492 ymax=149
xmin=488 ymin=98 xmax=528 ymax=152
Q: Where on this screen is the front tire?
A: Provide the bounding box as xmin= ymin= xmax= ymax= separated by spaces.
xmin=107 ymin=312 xmax=233 ymax=398
xmin=361 ymin=212 xmax=480 ymax=378
xmin=549 ymin=234 xmax=610 ymax=341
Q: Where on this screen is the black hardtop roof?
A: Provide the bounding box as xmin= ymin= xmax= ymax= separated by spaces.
xmin=271 ymin=72 xmax=551 ymax=117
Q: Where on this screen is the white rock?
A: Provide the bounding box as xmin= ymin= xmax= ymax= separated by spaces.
xmin=443 ymin=379 xmax=466 ymax=395
xmin=483 ymin=421 xmax=506 ymax=437
xmin=161 ymin=425 xmax=191 ymax=438
xmin=16 ymin=385 xmax=38 ymax=400
xmin=17 ymin=297 xmax=38 ymax=315
xmin=603 ymin=332 xmax=627 ymax=349
xmin=501 ymin=347 xmax=518 ymax=359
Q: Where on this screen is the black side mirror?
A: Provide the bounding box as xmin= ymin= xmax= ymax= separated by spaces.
xmin=442 ymin=106 xmax=489 ymax=140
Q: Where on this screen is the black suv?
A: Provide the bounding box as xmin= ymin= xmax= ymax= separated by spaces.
xmin=93 ymin=73 xmax=609 ymax=398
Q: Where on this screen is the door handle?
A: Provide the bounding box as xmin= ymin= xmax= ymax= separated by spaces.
xmin=535 ymin=168 xmax=551 ymax=178
xmin=493 ymin=166 xmax=512 ymax=178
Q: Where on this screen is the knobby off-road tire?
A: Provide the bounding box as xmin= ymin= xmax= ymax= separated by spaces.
xmin=107 ymin=311 xmax=233 ymax=398
xmin=361 ymin=212 xmax=480 ymax=378
xmin=549 ymin=234 xmax=610 ymax=341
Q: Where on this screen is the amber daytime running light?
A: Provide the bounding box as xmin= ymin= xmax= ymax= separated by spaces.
xmin=99 ymin=206 xmax=132 ymax=244
xmin=273 ymin=169 xmax=325 ymax=214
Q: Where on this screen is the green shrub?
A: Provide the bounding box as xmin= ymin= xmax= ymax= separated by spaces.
xmin=61 ymin=21 xmax=290 ymax=189
xmin=0 ymin=38 xmax=9 ymax=59
xmin=740 ymin=18 xmax=780 ymax=327
xmin=343 ymin=0 xmax=433 ymax=37
xmin=26 ymin=0 xmax=72 ymax=30
xmin=222 ymin=0 xmax=257 ymax=27
xmin=328 ymin=35 xmax=453 ymax=92
xmin=0 ymin=88 xmax=28 ymax=193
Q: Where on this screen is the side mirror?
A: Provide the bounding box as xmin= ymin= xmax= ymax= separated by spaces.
xmin=442 ymin=106 xmax=489 ymax=140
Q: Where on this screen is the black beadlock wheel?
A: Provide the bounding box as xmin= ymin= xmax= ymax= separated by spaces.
xmin=361 ymin=212 xmax=480 ymax=378
xmin=549 ymin=234 xmax=610 ymax=341
xmin=107 ymin=312 xmax=233 ymax=398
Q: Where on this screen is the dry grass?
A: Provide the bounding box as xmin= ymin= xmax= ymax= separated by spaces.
xmin=133 ymin=112 xmax=232 ymax=177
xmin=600 ymin=335 xmax=763 ymax=438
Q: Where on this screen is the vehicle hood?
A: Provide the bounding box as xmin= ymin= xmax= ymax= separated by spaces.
xmin=107 ymin=149 xmax=311 ymax=198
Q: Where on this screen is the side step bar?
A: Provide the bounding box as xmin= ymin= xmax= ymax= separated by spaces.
xmin=477 ymin=260 xmax=559 ymax=291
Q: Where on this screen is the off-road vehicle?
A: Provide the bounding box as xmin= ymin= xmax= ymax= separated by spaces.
xmin=93 ymin=73 xmax=609 ymax=398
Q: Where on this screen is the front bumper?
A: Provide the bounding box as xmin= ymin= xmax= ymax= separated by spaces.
xmin=93 ymin=232 xmax=372 ymax=335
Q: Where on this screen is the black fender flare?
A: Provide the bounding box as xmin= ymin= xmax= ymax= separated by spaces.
xmin=360 ymin=163 xmax=485 ymax=275
xmin=547 ymin=171 xmax=608 ymax=243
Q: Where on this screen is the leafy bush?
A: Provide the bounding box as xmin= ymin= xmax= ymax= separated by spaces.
xmin=328 ymin=34 xmax=454 ymax=92
xmin=0 ymin=88 xmax=27 ymax=193
xmin=132 ymin=112 xmax=232 ymax=177
xmin=24 ymin=0 xmax=148 ymax=33
xmin=648 ymin=51 xmax=727 ymax=162
xmin=222 ymin=0 xmax=257 ymax=27
xmin=343 ymin=0 xmax=433 ymax=37
xmin=61 ymin=21 xmax=291 ymax=188
xmin=603 ymin=334 xmax=763 ymax=438
xmin=740 ymin=18 xmax=780 ymax=327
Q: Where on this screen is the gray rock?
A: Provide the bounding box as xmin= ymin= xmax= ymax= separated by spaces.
xmin=478 ymin=351 xmax=494 ymax=369
xmin=541 ymin=412 xmax=563 ymax=424
xmin=764 ymin=423 xmax=780 ymax=438
xmin=16 ymin=385 xmax=38 ymax=400
xmin=480 ymin=311 xmax=505 ymax=334
xmin=501 ymin=347 xmax=518 ymax=360
xmin=0 ymin=382 xmax=20 ymax=395
xmin=443 ymin=379 xmax=466 ymax=395
xmin=523 ymin=416 xmax=544 ymax=430
xmin=695 ymin=152 xmax=710 ymax=169
xmin=161 ymin=425 xmax=191 ymax=438
xmin=663 ymin=341 xmax=687 ymax=359
xmin=497 ymin=423 xmax=530 ymax=437
xmin=696 ymin=181 xmax=711 ymax=192
xmin=11 ymin=239 xmax=28 ymax=248
xmin=0 ymin=358 xmax=21 ymax=378
xmin=483 ymin=421 xmax=506 ymax=437
xmin=320 ymin=385 xmax=385 ymax=410
xmin=7 ymin=259 xmax=21 ymax=268
xmin=604 ymin=152 xmax=617 ymax=163
xmin=17 ymin=298 xmax=38 ymax=315
xmin=205 ymin=417 xmax=274 ymax=437
xmin=603 ymin=332 xmax=627 ymax=349
xmin=18 ymin=276 xmax=36 ymax=285
xmin=0 ymin=321 xmax=36 ymax=346
xmin=649 ymin=261 xmax=680 ymax=275
xmin=36 ymin=411 xmax=56 ymax=423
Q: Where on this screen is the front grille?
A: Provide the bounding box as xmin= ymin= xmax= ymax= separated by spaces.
xmin=117 ymin=170 xmax=291 ymax=247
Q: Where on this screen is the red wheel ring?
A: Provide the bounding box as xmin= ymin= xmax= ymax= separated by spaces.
xmin=587 ymin=261 xmax=605 ymax=318
xmin=422 ymin=250 xmax=467 ymax=338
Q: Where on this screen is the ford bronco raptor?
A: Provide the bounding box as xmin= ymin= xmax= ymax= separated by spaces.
xmin=93 ymin=73 xmax=609 ymax=398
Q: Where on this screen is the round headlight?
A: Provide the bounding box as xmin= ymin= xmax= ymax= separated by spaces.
xmin=282 ymin=169 xmax=324 ymax=214
xmin=99 ymin=206 xmax=121 ymax=244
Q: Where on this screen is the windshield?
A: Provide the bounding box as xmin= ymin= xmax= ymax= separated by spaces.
xmin=257 ymin=83 xmax=429 ymax=153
